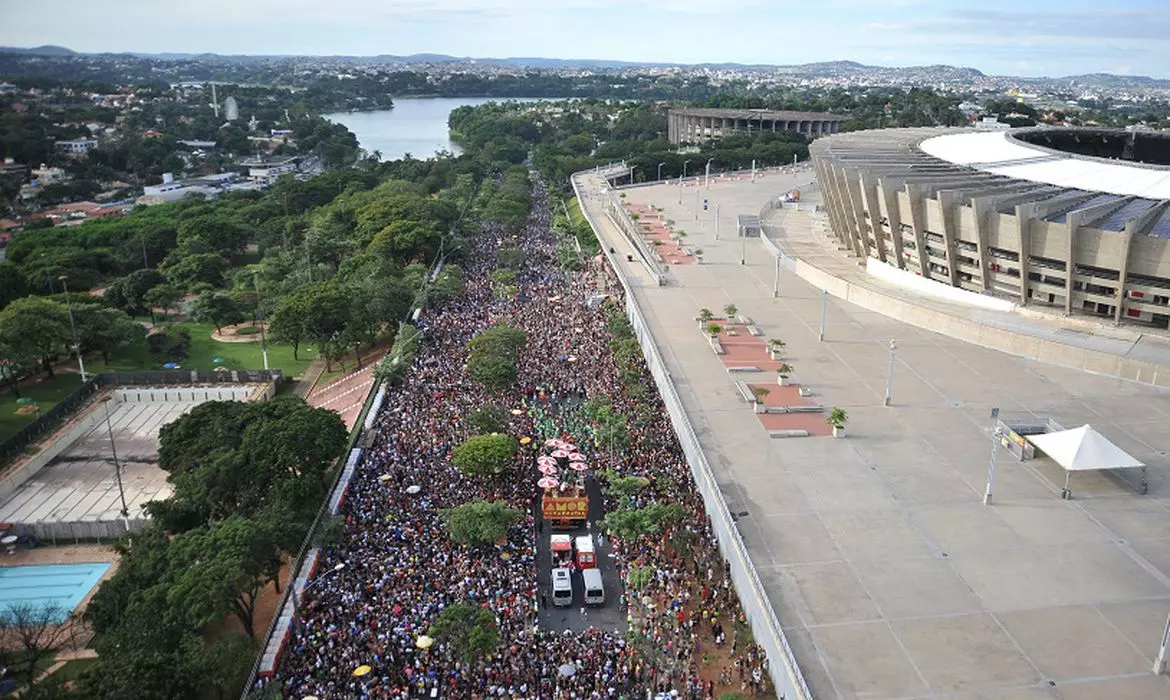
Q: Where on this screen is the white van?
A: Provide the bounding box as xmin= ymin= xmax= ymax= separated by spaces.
xmin=551 ymin=568 xmax=573 ymax=607
xmin=582 ymin=567 xmax=605 ymax=606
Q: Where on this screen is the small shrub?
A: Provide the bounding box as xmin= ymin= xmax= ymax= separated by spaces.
xmin=147 ymin=327 xmax=191 ymax=359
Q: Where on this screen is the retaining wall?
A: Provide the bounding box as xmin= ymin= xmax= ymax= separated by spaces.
xmin=574 ymin=169 xmax=812 ymax=700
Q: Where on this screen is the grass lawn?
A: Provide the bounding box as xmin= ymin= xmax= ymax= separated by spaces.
xmin=566 ymin=196 xmax=587 ymax=229
xmin=0 ymin=373 xmax=85 ymax=444
xmin=0 ymin=322 xmax=315 ymax=442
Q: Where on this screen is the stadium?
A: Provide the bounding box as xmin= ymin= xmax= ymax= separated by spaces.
xmin=811 ymin=127 xmax=1170 ymax=328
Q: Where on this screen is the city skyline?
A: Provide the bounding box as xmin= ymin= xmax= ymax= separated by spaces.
xmin=2 ymin=0 xmax=1169 ymax=79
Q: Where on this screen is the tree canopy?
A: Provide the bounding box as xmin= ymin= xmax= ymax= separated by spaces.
xmin=451 ymin=433 xmax=518 ymax=477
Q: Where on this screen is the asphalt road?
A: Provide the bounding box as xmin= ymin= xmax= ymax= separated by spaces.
xmin=534 ymin=474 xmax=628 ymax=634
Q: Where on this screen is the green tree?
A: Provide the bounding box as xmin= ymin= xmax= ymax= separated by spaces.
xmin=466 ymin=404 xmax=507 ymax=435
xmin=163 ymin=252 xmax=229 ymax=290
xmin=144 ymin=283 xmax=184 ymax=321
xmin=428 ymin=602 xmax=500 ymax=665
xmin=75 ymin=304 xmax=147 ymax=363
xmin=191 ymin=290 xmax=244 ymax=333
xmin=601 ymin=502 xmax=684 ymax=541
xmin=152 ymin=397 xmax=346 ymax=528
xmin=104 ymin=268 xmax=166 ymax=317
xmin=166 ymin=516 xmax=284 ymax=638
xmin=0 ymin=261 xmax=29 ymax=312
xmin=451 ymin=434 xmax=517 ymax=476
xmin=438 ymin=499 xmax=522 ymax=547
xmin=0 ymin=296 xmax=71 ymax=378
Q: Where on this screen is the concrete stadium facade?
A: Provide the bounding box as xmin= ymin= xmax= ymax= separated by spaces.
xmin=811 ymin=127 xmax=1170 ymax=329
xmin=668 ymin=107 xmax=845 ymax=145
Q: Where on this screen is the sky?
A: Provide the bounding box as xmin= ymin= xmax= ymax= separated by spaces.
xmin=2 ymin=0 xmax=1168 ymax=78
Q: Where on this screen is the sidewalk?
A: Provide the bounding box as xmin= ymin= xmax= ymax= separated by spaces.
xmin=581 ymin=173 xmax=1170 ymax=700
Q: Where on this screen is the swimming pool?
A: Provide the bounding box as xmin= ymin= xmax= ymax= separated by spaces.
xmin=0 ymin=563 xmax=111 ymax=620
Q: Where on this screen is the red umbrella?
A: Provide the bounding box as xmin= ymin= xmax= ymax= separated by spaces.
xmin=568 ymin=453 xmax=586 ymax=462
xmin=538 ymin=464 xmax=559 ymax=475
xmin=536 ymin=455 xmax=556 ymax=467
xmin=551 ymin=449 xmax=570 ymax=459
xmin=537 ymin=476 xmax=560 ymax=489
xmin=569 ymin=462 xmax=588 ymax=472
xmin=544 ymin=439 xmax=560 ymax=449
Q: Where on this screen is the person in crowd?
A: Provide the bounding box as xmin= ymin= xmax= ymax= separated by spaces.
xmin=277 ymin=175 xmax=771 ymax=699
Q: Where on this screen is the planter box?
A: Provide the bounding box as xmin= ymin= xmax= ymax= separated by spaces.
xmin=777 ymin=376 xmax=790 ymax=386
xmin=832 ymin=426 xmax=845 ymax=438
xmin=798 ymin=386 xmax=813 ymax=397
xmin=753 ymin=402 xmax=765 ymax=414
xmin=769 ymin=349 xmax=783 ymax=360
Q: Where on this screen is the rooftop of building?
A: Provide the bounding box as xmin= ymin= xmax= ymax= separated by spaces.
xmin=671 ymin=107 xmax=846 ymax=122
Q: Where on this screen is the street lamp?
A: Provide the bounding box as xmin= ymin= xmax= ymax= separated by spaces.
xmin=657 ymin=162 xmax=666 ymax=181
xmin=682 ymin=160 xmax=691 ymax=180
xmin=58 ymin=276 xmax=87 ymax=382
xmin=294 ymin=562 xmax=347 ymax=614
xmin=253 ymin=275 xmax=269 ymax=371
xmin=705 ymin=158 xmax=714 ymax=189
xmin=101 ymin=396 xmax=130 ymax=519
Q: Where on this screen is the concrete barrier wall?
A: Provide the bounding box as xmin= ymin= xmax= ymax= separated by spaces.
xmin=31 ymin=516 xmax=150 ymax=542
xmin=865 ymin=258 xmax=1017 ymax=312
xmin=0 ymin=406 xmax=107 ymax=503
xmin=574 ymin=170 xmax=812 ymax=700
xmin=114 ymin=386 xmax=256 ymax=403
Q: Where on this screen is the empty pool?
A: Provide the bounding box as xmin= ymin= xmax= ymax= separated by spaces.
xmin=0 ymin=563 xmax=111 ymax=620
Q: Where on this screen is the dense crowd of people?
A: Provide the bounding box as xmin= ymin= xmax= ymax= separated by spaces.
xmin=275 ymin=174 xmax=771 ymax=698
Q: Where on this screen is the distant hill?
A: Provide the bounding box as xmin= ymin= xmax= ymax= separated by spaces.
xmin=1055 ymin=73 xmax=1170 ymax=90
xmin=2 ymin=46 xmax=1166 ymax=84
xmin=0 ymin=45 xmax=76 ymax=56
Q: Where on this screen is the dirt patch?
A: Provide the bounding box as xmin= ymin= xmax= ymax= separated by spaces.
xmin=210 ymin=322 xmax=268 ymax=343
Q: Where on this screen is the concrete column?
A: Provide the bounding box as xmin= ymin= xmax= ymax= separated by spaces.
xmin=1016 ymin=203 xmax=1037 ymax=305
xmin=842 ymin=169 xmax=872 ymax=259
xmin=904 ymin=184 xmax=931 ymax=277
xmin=1063 ymin=214 xmax=1079 ymax=315
xmin=859 ymin=175 xmax=886 ymax=262
xmin=936 ymin=190 xmax=962 ymax=286
xmin=1114 ymin=228 xmax=1135 ymax=324
xmin=878 ymin=178 xmax=905 ymax=269
xmin=971 ymin=198 xmax=993 ymax=291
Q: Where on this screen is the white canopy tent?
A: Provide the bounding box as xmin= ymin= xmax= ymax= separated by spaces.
xmin=1025 ymin=425 xmax=1145 ymax=498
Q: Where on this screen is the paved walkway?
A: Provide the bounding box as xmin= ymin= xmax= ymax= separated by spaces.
xmin=581 ymin=173 xmax=1170 ymax=700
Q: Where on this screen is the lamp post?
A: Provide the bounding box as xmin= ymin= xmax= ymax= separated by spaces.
xmin=740 ymin=226 xmax=746 ymax=265
xmin=101 ymin=396 xmax=130 ymax=519
xmin=682 ymin=160 xmax=691 ymax=180
xmin=818 ymin=290 xmax=827 ymax=342
xmin=705 ymin=158 xmax=714 ymax=189
xmin=714 ymin=204 xmax=720 ymax=240
xmin=253 ymin=275 xmax=269 ymax=371
xmin=773 ymin=255 xmax=781 ymax=297
xmin=883 ymin=340 xmax=896 ymax=406
xmin=294 ymin=562 xmax=347 ymax=615
xmin=58 ymin=276 xmax=87 ymax=382
xmin=657 ymin=162 xmax=665 ymax=182
xmin=983 ymin=408 xmax=1001 ymax=505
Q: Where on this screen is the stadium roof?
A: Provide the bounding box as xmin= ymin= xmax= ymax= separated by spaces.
xmin=670 ymin=107 xmax=845 ymax=122
xmin=811 ymin=128 xmax=1170 ymax=238
xmin=920 ymin=131 xmax=1170 ymax=199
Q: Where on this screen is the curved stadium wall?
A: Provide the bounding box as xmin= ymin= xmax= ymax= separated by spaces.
xmin=810 ymin=127 xmax=1170 ymax=328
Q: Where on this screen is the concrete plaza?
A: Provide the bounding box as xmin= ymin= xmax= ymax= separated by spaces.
xmin=582 ymin=172 xmax=1170 ymax=699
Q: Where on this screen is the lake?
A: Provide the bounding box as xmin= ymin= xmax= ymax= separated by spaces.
xmin=325 ymin=97 xmax=545 ymax=162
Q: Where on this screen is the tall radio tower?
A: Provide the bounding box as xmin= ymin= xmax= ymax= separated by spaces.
xmin=211 ymin=83 xmax=220 ymax=118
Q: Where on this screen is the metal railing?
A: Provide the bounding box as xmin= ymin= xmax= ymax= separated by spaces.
xmin=572 ymin=167 xmax=812 ymax=700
